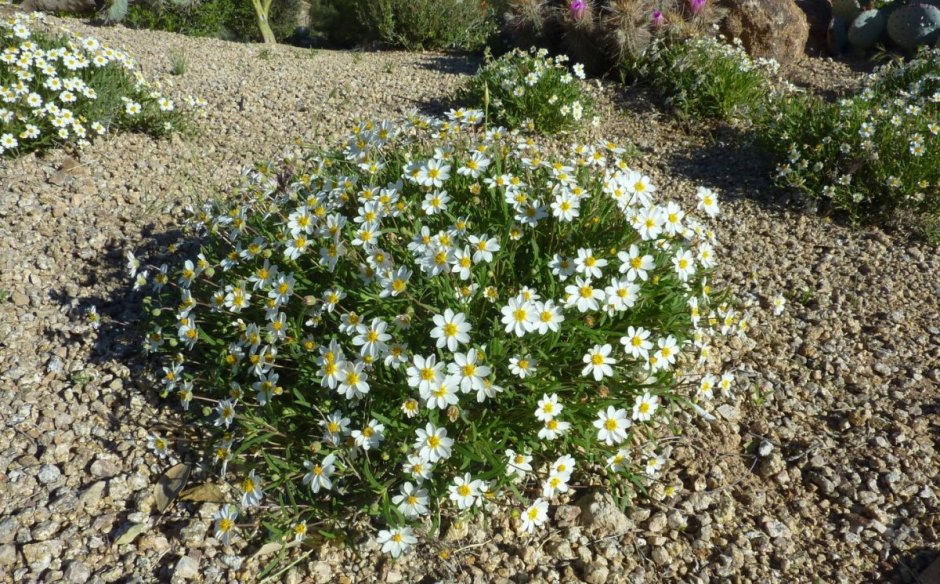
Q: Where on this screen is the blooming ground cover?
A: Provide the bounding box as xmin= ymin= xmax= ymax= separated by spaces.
xmin=0 ymin=12 xmax=196 ymax=157
xmin=624 ymin=34 xmax=781 ymax=122
xmin=761 ymin=48 xmax=939 ymax=232
xmin=131 ymin=106 xmax=756 ymax=558
xmin=460 ymin=47 xmax=594 ymax=134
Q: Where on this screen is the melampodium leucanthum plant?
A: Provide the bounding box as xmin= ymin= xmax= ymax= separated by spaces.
xmin=0 ymin=12 xmax=194 ymax=157
xmin=460 ymin=47 xmax=593 ymax=134
xmin=764 ymin=48 xmax=939 ymax=225
xmin=626 ymin=35 xmax=779 ymax=121
xmin=134 ymin=109 xmax=746 ymax=558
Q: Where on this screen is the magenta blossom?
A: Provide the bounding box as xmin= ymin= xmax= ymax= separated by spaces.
xmin=689 ymin=0 xmax=707 ymax=15
xmin=651 ymin=10 xmax=665 ymax=28
xmin=569 ymin=0 xmax=586 ymax=21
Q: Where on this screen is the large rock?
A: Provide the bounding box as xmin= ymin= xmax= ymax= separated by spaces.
xmin=719 ymin=0 xmax=811 ymax=64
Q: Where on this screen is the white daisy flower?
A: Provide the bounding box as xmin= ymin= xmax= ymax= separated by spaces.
xmin=520 ymin=498 xmax=549 ymax=533
xmin=632 ymin=392 xmax=659 ymax=422
xmin=377 ymin=526 xmax=417 ymax=558
xmin=392 ymin=482 xmax=429 ymax=519
xmin=415 ymin=422 xmax=453 ymax=463
xmin=430 ymin=309 xmax=472 ymax=352
xmin=303 ymin=454 xmax=336 ymax=493
xmin=582 ymin=344 xmax=616 ymax=381
xmin=593 ymin=406 xmax=630 ymax=445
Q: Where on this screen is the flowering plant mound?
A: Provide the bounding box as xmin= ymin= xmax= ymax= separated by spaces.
xmin=625 ymin=35 xmax=779 ymax=121
xmin=459 ymin=47 xmax=593 ymax=134
xmin=135 ymin=109 xmax=746 ymax=557
xmin=0 ymin=12 xmax=191 ymax=157
xmin=761 ymin=48 xmax=939 ymax=229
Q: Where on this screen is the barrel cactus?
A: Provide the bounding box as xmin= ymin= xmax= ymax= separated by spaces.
xmin=832 ymin=0 xmax=862 ymax=21
xmin=887 ymin=3 xmax=940 ymax=51
xmin=848 ymin=8 xmax=887 ymax=51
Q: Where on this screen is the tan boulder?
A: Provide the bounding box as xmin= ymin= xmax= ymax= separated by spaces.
xmin=719 ymin=0 xmax=811 ymax=64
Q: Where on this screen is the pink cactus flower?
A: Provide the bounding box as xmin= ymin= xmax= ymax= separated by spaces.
xmin=651 ymin=10 xmax=665 ymax=28
xmin=569 ymin=0 xmax=586 ymax=21
xmin=689 ymin=0 xmax=707 ymax=15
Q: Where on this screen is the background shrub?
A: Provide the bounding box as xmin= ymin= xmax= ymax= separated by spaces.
xmin=759 ymin=48 xmax=939 ymax=229
xmin=123 ymin=0 xmax=304 ymax=43
xmin=309 ymin=0 xmax=497 ymax=50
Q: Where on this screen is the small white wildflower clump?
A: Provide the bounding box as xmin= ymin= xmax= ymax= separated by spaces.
xmin=460 ymin=47 xmax=591 ymax=134
xmin=0 ymin=12 xmax=190 ymax=157
xmin=134 ymin=110 xmax=748 ymax=559
xmin=633 ymin=34 xmax=779 ymax=121
xmin=766 ymin=48 xmax=939 ymax=226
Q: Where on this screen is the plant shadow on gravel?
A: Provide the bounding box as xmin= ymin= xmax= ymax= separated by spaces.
xmin=883 ymin=546 xmax=940 ymax=583
xmin=415 ymin=53 xmax=483 ymax=76
xmin=44 ymin=223 xmax=217 ymax=581
xmin=610 ymin=77 xmax=796 ymax=212
xmin=662 ymin=124 xmax=797 ymax=212
xmin=410 ymin=54 xmax=483 ymax=117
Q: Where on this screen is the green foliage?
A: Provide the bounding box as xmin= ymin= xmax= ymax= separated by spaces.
xmin=122 ymin=0 xmax=303 ymax=43
xmin=170 ymin=48 xmax=188 ymax=75
xmin=309 ymin=0 xmax=496 ymax=51
xmin=134 ymin=110 xmax=742 ymax=556
xmin=623 ymin=36 xmax=777 ymax=122
xmin=759 ymin=49 xmax=939 ymax=230
xmin=459 ymin=47 xmax=593 ymax=134
xmin=0 ymin=13 xmax=188 ymax=157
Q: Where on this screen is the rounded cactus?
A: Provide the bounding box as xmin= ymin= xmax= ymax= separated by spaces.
xmin=828 ymin=16 xmax=849 ymax=55
xmin=832 ymin=0 xmax=862 ymax=21
xmin=848 ymin=9 xmax=887 ymax=51
xmin=105 ymin=0 xmax=128 ymax=22
xmin=887 ymin=3 xmax=940 ymax=51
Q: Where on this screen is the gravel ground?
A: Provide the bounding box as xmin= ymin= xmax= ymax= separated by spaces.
xmin=1 ymin=17 xmax=938 ymax=584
